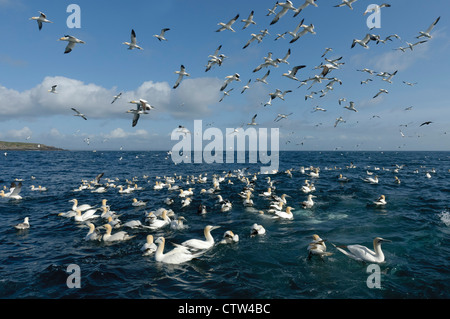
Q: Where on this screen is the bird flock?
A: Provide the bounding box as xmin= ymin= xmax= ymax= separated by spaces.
xmin=26 ymin=2 xmax=442 ymax=150
xmin=7 ymin=156 xmax=425 ymax=265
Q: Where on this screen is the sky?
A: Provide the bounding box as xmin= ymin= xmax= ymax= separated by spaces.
xmin=0 ymin=0 xmax=449 ymax=151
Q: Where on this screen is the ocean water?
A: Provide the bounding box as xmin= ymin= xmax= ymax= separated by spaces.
xmin=0 ymin=150 xmax=449 ymax=299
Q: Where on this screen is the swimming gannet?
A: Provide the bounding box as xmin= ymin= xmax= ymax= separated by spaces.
xmin=170 ymin=216 xmax=188 ymax=230
xmin=243 ymin=191 xmax=254 ymax=207
xmin=154 ymin=237 xmax=202 ymax=264
xmin=373 ymin=195 xmax=387 ymax=206
xmin=1 ymin=182 xmax=23 ymax=199
xmin=364 ymin=175 xmax=379 ymax=184
xmin=331 ymin=237 xmax=391 ymax=263
xmin=102 ymin=224 xmax=135 ymax=242
xmin=274 ymin=206 xmax=294 ymax=219
xmin=141 ymin=235 xmax=157 ymax=256
xmin=302 ymin=194 xmax=316 ymax=209
xmin=132 ymin=198 xmax=146 ymax=207
xmin=74 ymin=209 xmax=99 ymax=222
xmin=29 ymin=11 xmax=52 ymax=30
xmin=59 ymin=35 xmax=85 ymax=54
xmin=220 ymin=230 xmax=239 ymax=244
xmin=180 ymin=225 xmax=221 ymax=251
xmin=250 ymin=223 xmax=266 ymax=236
xmin=14 ymin=217 xmax=30 ymax=230
xmin=69 ymin=199 xmax=95 ymax=212
xmin=85 ymin=223 xmax=102 ymax=241
xmin=123 ymin=29 xmax=143 ymax=50
xmin=147 ymin=210 xmax=171 ymax=230
xmin=307 ymin=234 xmax=332 ymax=259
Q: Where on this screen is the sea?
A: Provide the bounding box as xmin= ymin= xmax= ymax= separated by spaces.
xmin=0 ymin=150 xmax=449 ymax=301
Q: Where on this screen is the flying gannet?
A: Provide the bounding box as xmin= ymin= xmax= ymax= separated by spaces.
xmin=59 ymin=35 xmax=85 ymax=54
xmin=29 ymin=11 xmax=52 ymax=30
xmin=123 ymin=29 xmax=143 ymax=50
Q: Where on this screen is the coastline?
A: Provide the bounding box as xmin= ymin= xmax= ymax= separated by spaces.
xmin=0 ymin=141 xmax=64 ymax=151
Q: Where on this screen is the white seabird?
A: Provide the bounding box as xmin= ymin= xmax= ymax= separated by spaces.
xmin=344 ymin=101 xmax=358 ymax=112
xmin=307 ymin=234 xmax=332 ymax=259
xmin=373 ymin=89 xmax=388 ymax=98
xmin=170 ymin=216 xmax=188 ymax=230
xmin=132 ymin=198 xmax=146 ymax=207
xmin=220 ymin=73 xmax=241 ymax=91
xmin=243 ymin=33 xmax=263 ymax=49
xmin=247 ymin=114 xmax=258 ymax=126
xmin=282 ymin=65 xmax=306 ymax=81
xmin=102 ymin=224 xmax=135 ymax=242
xmin=216 ymin=14 xmax=240 ymax=32
xmin=69 ymin=199 xmax=95 ymax=212
xmin=123 ymin=29 xmax=143 ymax=50
xmin=48 ymin=85 xmax=58 ymax=94
xmin=331 ymin=237 xmax=391 ymax=263
xmin=154 ymin=237 xmax=203 ymax=264
xmin=153 ymin=28 xmax=170 ymax=41
xmin=179 ymin=225 xmax=220 ymax=251
xmin=29 ymin=11 xmax=52 ymax=30
xmin=351 ymin=33 xmax=378 ymax=49
xmin=363 ymin=3 xmax=391 ymax=15
xmin=220 ymin=230 xmax=239 ymax=244
xmin=289 ymin=22 xmax=316 ymax=43
xmin=173 ymin=65 xmax=190 ymax=89
xmin=14 ymin=217 xmax=30 ymax=230
xmin=85 ymin=222 xmax=102 ymax=241
xmin=334 ymin=0 xmax=359 ymax=10
xmin=274 ymin=206 xmax=294 ymax=220
xmin=141 ymin=235 xmax=157 ymax=256
xmin=417 ymin=16 xmax=440 ymax=39
xmin=302 ymin=194 xmax=316 ymax=209
xmin=250 ymin=223 xmax=266 ymax=236
xmin=294 ymin=0 xmax=318 ymax=16
xmin=373 ymin=195 xmax=387 ymax=206
xmin=74 ymin=209 xmax=99 ymax=222
xmin=241 ymin=11 xmax=256 ymax=29
xmin=111 ymin=92 xmax=122 ymax=104
xmin=1 ymin=182 xmax=23 ymax=200
xmin=59 ymin=35 xmax=85 ymax=54
xmin=241 ymin=79 xmax=251 ymax=93
xmin=71 ymin=107 xmax=87 ymax=120
xmin=256 ymin=70 xmax=270 ymax=84
xmin=270 ymin=1 xmax=296 ymax=25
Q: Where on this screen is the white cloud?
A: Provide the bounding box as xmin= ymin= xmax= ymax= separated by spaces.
xmin=0 ymin=126 xmax=32 ymax=140
xmin=0 ymin=75 xmax=223 ymax=121
xmin=103 ymin=127 xmax=149 ymax=139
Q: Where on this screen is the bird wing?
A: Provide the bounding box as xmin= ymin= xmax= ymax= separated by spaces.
xmin=131 ymin=29 xmax=137 ymax=45
xmin=64 ymin=41 xmax=75 ymax=54
xmin=426 ymin=16 xmax=440 ymax=33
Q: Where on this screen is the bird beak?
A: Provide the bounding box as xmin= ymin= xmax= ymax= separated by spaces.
xmin=211 ymin=226 xmax=221 ymax=231
xmin=380 ymin=239 xmax=392 ymax=243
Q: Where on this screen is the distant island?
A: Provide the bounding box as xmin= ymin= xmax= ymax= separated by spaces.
xmin=0 ymin=141 xmax=64 ymax=151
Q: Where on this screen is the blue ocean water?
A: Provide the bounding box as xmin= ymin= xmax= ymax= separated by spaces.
xmin=0 ymin=150 xmax=449 ymax=299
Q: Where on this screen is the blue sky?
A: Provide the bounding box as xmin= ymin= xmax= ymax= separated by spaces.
xmin=0 ymin=0 xmax=449 ymax=151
